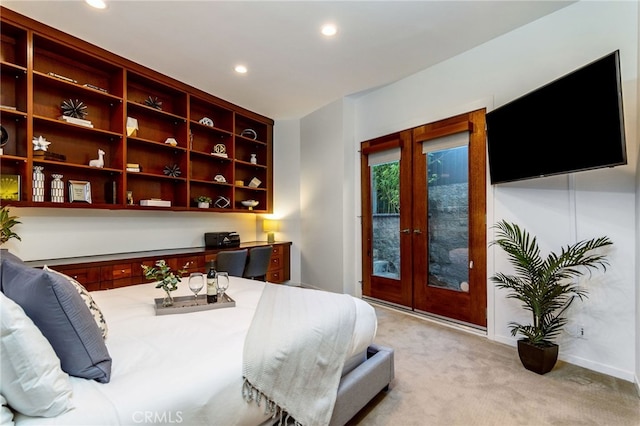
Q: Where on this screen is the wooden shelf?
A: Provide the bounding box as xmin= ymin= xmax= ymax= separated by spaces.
xmin=0 ymin=7 xmax=273 ymax=212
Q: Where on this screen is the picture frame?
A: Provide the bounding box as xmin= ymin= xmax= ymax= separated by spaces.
xmin=0 ymin=174 xmax=21 ymax=201
xmin=68 ymin=180 xmax=92 ymax=203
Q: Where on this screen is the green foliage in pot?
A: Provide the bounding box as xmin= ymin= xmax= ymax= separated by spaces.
xmin=0 ymin=206 xmax=21 ymax=246
xmin=141 ymin=260 xmax=189 ymax=293
xmin=195 ymin=195 xmax=212 ymax=204
xmin=490 ymin=220 xmax=612 ymax=346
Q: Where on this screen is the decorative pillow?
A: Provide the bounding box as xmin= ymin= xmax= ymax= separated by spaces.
xmin=0 ymin=258 xmax=112 ymax=383
xmin=0 ymin=250 xmax=24 ymax=265
xmin=44 ymin=265 xmax=108 ymax=339
xmin=0 ymin=293 xmax=73 ymax=417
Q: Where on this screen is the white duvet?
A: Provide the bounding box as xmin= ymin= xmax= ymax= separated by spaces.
xmin=14 ymin=278 xmax=376 ymax=426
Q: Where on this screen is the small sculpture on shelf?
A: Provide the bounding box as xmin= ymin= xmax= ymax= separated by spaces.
xmin=163 ymin=164 xmax=181 ymax=177
xmin=213 ymin=174 xmax=226 ymax=183
xmin=214 ymin=196 xmax=230 ymax=209
xmin=32 ymin=166 xmax=45 ymax=202
xmin=212 ymin=143 xmax=227 ymax=158
xmin=32 ymin=135 xmax=51 ymax=152
xmin=144 ymin=96 xmax=162 ymax=110
xmin=250 ymin=153 xmax=257 ymax=164
xmin=241 ymin=128 xmax=257 ymax=140
xmin=89 ymin=149 xmax=105 ymax=168
xmin=61 ymin=99 xmax=88 ymax=119
xmin=51 ymin=174 xmax=64 ymax=203
xmin=164 ymin=137 xmax=178 ymax=146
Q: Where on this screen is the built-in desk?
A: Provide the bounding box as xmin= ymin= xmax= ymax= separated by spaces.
xmin=25 ymin=242 xmax=291 ymax=291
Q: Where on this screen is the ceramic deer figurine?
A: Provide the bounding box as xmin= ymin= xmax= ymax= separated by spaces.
xmin=89 ymin=149 xmax=105 ymax=168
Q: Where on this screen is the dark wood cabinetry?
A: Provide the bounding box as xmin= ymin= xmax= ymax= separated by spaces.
xmin=27 ymin=242 xmax=292 ymax=291
xmin=0 ymin=8 xmax=273 ymax=213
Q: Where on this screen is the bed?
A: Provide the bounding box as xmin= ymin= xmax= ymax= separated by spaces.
xmin=0 ymin=257 xmax=394 ymax=426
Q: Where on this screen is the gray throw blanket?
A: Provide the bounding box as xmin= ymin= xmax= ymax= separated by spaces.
xmin=242 ymin=284 xmax=356 ymax=426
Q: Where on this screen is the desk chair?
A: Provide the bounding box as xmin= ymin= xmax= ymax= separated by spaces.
xmin=215 ymin=249 xmax=248 ymax=277
xmin=243 ymin=246 xmax=273 ymax=281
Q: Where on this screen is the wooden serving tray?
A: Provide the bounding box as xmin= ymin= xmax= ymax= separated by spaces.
xmin=154 ymin=293 xmax=235 ymax=315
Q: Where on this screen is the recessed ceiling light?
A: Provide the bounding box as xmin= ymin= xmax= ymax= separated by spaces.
xmin=85 ymin=0 xmax=107 ymax=9
xmin=321 ymin=24 xmax=337 ymax=37
xmin=235 ymin=65 xmax=248 ymax=74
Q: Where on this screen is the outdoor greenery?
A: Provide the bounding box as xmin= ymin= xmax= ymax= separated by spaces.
xmin=490 ymin=220 xmax=612 ymax=346
xmin=0 ymin=206 xmax=21 ymax=245
xmin=372 ymin=162 xmax=400 ymax=214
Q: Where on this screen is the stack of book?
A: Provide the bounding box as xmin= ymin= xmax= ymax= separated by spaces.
xmin=59 ymin=115 xmax=93 ymax=128
xmin=126 ymin=163 xmax=141 ymax=172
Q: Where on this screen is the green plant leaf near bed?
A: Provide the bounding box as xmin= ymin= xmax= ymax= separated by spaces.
xmin=0 ymin=205 xmax=21 ymax=245
xmin=490 ymin=220 xmax=612 ymax=346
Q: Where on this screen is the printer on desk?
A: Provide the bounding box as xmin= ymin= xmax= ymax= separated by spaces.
xmin=204 ymin=232 xmax=240 ymax=248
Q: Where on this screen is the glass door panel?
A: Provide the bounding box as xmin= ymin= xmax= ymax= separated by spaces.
xmin=371 ymin=161 xmax=400 ymax=280
xmin=427 ymin=145 xmax=469 ymax=292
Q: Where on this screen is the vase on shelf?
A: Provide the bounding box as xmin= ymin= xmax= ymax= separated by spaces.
xmin=51 ymin=174 xmax=64 ymax=203
xmin=32 ymin=166 xmax=45 ymax=202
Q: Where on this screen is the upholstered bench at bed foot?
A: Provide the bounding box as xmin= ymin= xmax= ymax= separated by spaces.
xmin=329 ymin=344 xmax=395 ymax=426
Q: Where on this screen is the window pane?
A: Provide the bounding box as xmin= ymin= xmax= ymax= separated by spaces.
xmin=371 ymin=161 xmax=400 ymax=280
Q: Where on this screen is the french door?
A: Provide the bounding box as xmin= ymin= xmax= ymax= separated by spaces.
xmin=361 ymin=110 xmax=487 ymax=327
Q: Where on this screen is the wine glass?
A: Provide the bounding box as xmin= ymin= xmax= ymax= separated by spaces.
xmin=188 ymin=272 xmax=205 ymax=305
xmin=216 ymin=272 xmax=229 ymax=302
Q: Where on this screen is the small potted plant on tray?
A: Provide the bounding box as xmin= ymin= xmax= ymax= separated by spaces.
xmin=141 ymin=259 xmax=189 ymax=307
xmin=195 ymin=195 xmax=212 ymax=208
xmin=490 ymin=220 xmax=612 ymax=374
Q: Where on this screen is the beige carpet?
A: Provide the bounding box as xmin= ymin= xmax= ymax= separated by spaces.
xmin=348 ymin=305 xmax=640 ymax=426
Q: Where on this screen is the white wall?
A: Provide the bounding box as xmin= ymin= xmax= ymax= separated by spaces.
xmin=288 ymin=2 xmax=638 ymax=380
xmin=271 ymin=119 xmax=302 ymax=284
xmin=340 ymin=1 xmax=636 ymax=380
xmin=299 ymin=98 xmax=357 ymax=294
xmin=5 ymin=208 xmax=257 ymax=262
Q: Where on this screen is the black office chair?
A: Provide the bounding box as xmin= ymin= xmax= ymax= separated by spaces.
xmin=243 ymin=246 xmax=273 ymax=281
xmin=215 ymin=249 xmax=248 ymax=277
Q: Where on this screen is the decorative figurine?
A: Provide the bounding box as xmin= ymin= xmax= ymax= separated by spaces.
xmin=199 ymin=117 xmax=214 ymax=127
xmin=163 ymin=164 xmax=181 ymax=177
xmin=126 ymin=117 xmax=139 ymax=137
xmin=32 ymin=135 xmax=51 ymax=151
xmin=51 ymin=174 xmax=64 ymax=203
xmin=250 ymin=153 xmax=257 ymax=164
xmin=241 ymin=128 xmax=257 ymax=140
xmin=213 ymin=174 xmax=226 ymax=183
xmin=89 ymin=149 xmax=105 ymax=168
xmin=212 ymin=143 xmax=227 ymax=157
xmin=144 ymin=96 xmax=162 ymax=110
xmin=164 ymin=137 xmax=178 ymax=146
xmin=61 ymin=99 xmax=88 ymax=119
xmin=32 ymin=166 xmax=45 ymax=202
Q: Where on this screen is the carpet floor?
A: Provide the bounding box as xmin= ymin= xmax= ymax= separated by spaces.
xmin=348 ymin=304 xmax=640 ymax=426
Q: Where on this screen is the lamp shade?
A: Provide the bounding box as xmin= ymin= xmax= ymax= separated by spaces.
xmin=262 ymin=219 xmax=279 ymax=243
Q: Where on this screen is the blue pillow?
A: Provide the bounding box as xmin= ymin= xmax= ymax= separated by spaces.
xmin=0 ymin=259 xmax=112 ymax=383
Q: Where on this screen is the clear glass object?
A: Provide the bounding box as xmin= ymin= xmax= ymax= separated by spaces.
xmin=188 ymin=272 xmax=205 ymax=305
xmin=216 ymin=272 xmax=229 ymax=301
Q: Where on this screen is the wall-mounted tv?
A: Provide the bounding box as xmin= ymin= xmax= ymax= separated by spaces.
xmin=486 ymin=50 xmax=627 ymax=184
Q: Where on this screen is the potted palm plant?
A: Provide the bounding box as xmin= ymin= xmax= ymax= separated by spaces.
xmin=1 ymin=205 xmax=21 ymax=246
xmin=490 ymin=220 xmax=612 ymax=374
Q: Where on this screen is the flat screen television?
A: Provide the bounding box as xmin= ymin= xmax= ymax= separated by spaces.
xmin=486 ymin=50 xmax=627 ymax=184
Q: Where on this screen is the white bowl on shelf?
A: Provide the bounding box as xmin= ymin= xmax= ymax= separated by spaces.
xmin=241 ymin=200 xmax=259 ymax=210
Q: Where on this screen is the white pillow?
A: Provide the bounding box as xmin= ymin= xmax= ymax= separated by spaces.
xmin=0 ymin=292 xmax=73 ymax=417
xmin=0 ymin=394 xmax=14 ymax=426
xmin=44 ymin=265 xmax=108 ymax=339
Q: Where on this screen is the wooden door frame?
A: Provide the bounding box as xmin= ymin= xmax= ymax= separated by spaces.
xmin=360 ymin=130 xmax=413 ymax=307
xmin=411 ymin=109 xmax=487 ymax=326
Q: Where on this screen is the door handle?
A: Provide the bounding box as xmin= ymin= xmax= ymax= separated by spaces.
xmin=413 ymin=229 xmax=422 ymax=234
xmin=401 ymin=229 xmax=411 ymax=234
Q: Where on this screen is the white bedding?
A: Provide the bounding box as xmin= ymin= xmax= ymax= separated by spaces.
xmin=14 ymin=278 xmax=376 ymax=426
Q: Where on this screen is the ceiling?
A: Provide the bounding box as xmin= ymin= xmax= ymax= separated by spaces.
xmin=3 ymin=1 xmax=574 ymax=120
